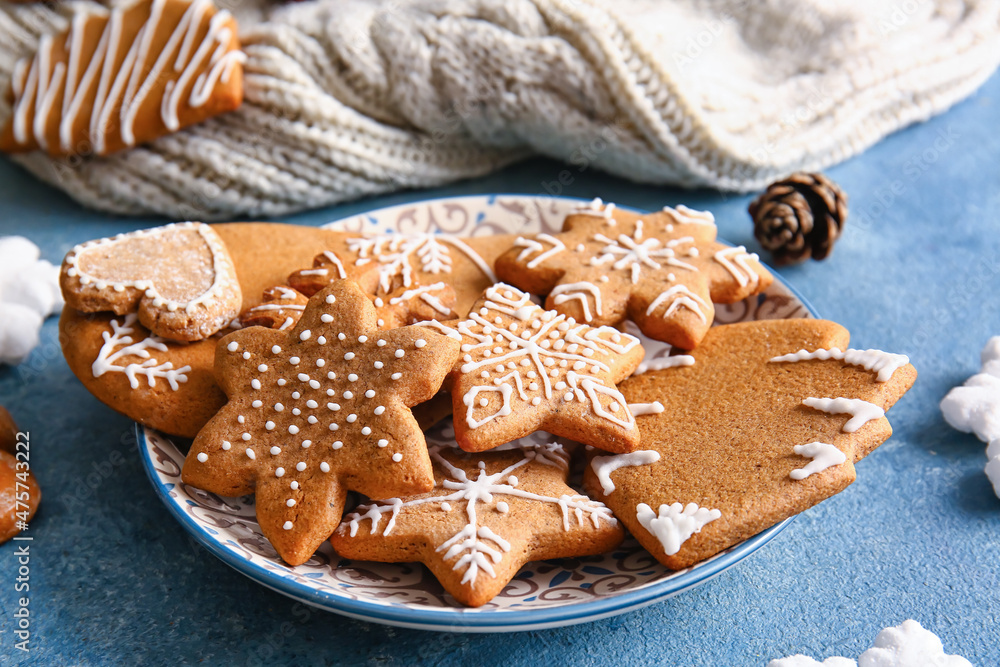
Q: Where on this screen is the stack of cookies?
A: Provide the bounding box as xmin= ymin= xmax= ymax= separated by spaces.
xmin=57 ymin=201 xmax=916 ymax=607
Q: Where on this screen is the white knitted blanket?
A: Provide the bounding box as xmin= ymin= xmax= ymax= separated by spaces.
xmin=1 ymin=0 xmax=998 ymax=220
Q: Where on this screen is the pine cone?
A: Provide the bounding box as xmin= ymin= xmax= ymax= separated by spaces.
xmin=749 ymin=172 xmax=848 ymax=266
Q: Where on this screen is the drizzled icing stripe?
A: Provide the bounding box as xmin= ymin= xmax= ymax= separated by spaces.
xmin=514 ymin=234 xmax=566 ymax=269
xmin=802 ymin=397 xmax=885 ymax=432
xmin=713 ymin=246 xmax=761 ymax=288
xmin=644 ymin=285 xmax=708 ymax=324
xmin=636 ymin=502 xmax=721 ymax=556
xmin=388 ymin=282 xmax=451 ymax=315
xmin=627 ymin=401 xmax=664 ymax=416
xmin=10 ymin=0 xmax=245 ymax=154
xmin=770 ymin=348 xmax=910 ymax=382
xmin=65 ymin=222 xmax=232 ymax=315
xmin=590 ymin=450 xmax=661 ymax=494
xmin=411 ymin=319 xmax=462 ymax=340
xmin=550 ymin=282 xmax=602 ymax=321
xmin=663 ymin=205 xmax=716 ymax=226
xmin=790 ymin=442 xmax=846 ymax=480
xmin=633 ymin=355 xmax=695 ymax=375
xmin=572 ymin=197 xmax=616 ymax=221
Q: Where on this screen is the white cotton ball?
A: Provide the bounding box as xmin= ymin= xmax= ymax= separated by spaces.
xmin=0 ymin=237 xmax=41 ymax=283
xmin=768 ymin=656 xmax=857 ymax=667
xmin=940 ymin=375 xmax=1000 ymax=443
xmin=0 ymin=262 xmax=60 ymax=317
xmin=985 ymin=445 xmax=1000 ymax=498
xmin=980 ymin=336 xmax=1000 ymax=366
xmin=987 ymin=438 xmax=1000 ymax=461
xmin=0 ymin=302 xmax=43 ymax=365
xmin=857 ymin=620 xmax=972 ymax=667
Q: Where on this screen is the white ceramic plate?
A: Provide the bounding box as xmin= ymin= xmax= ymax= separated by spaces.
xmin=137 ymin=195 xmax=816 ymax=632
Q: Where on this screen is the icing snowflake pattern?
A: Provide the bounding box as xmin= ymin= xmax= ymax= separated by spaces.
xmin=588 ymin=218 xmax=698 ymax=284
xmin=450 ymin=284 xmax=643 ymax=452
xmin=92 ymin=314 xmax=191 ymax=390
xmin=494 ymin=201 xmax=773 ymax=349
xmin=348 ymin=234 xmax=496 ymax=293
xmin=343 ymin=445 xmax=616 ymax=586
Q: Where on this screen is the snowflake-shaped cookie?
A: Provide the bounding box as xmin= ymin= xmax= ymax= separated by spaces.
xmin=444 ymin=284 xmax=645 ymax=453
xmin=182 ymin=280 xmax=462 ymax=565
xmin=494 ymin=200 xmax=773 ymax=349
xmin=331 ymin=443 xmax=622 ymax=607
xmin=585 ymin=319 xmax=915 ymax=570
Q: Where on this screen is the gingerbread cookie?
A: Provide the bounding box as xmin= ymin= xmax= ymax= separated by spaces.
xmin=241 ymin=283 xmax=458 ymax=332
xmin=61 ymin=222 xmax=242 ymax=342
xmin=332 ymin=442 xmax=622 ymax=607
xmin=444 ymin=284 xmax=644 ymax=453
xmin=584 ymin=319 xmax=916 ymax=570
xmin=0 ymin=407 xmax=17 ymax=455
xmin=0 ymin=410 xmax=40 ymax=544
xmin=0 ymin=0 xmax=245 ymax=157
xmin=60 ymin=223 xmax=512 ymax=438
xmin=238 ymin=286 xmax=310 ymax=331
xmin=182 ymin=280 xmax=462 ymax=565
xmin=284 ymin=232 xmax=505 ymax=317
xmin=494 ymin=199 xmax=773 ymax=349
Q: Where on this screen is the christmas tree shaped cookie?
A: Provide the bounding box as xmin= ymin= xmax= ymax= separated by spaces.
xmin=584 ymin=319 xmax=916 ymax=570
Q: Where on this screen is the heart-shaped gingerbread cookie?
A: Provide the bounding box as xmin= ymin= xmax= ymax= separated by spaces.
xmin=61 ymin=222 xmax=242 ymax=341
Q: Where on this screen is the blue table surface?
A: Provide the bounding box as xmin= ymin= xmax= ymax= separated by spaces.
xmin=1 ymin=70 xmax=998 ymax=666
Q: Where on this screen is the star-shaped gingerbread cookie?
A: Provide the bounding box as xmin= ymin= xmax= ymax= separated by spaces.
xmin=331 ymin=442 xmax=622 ymax=607
xmin=239 ymin=282 xmax=458 ymax=332
xmin=182 ymin=280 xmax=462 ymax=565
xmin=583 ymin=319 xmax=916 ymax=570
xmin=443 ymin=284 xmax=645 ymax=453
xmin=494 ymin=200 xmax=773 ymax=349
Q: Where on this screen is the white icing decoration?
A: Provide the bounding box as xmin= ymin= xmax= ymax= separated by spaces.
xmin=346 ymin=234 xmax=495 ymax=293
xmin=10 ymin=0 xmax=246 ymax=154
xmin=590 ymin=450 xmax=661 ymax=495
xmin=91 ymin=313 xmax=191 ymax=390
xmin=790 ymin=442 xmax=847 ymax=480
xmin=550 ymin=282 xmax=602 ymax=322
xmin=589 ymin=222 xmax=698 ymax=284
xmin=627 ymin=401 xmax=664 ymax=417
xmin=633 ymin=352 xmax=696 ymax=375
xmin=388 ymin=282 xmax=452 ymax=316
xmin=572 ymin=198 xmax=616 ymax=221
xmin=712 ymin=246 xmax=761 ymax=288
xmin=644 ymin=284 xmax=709 ymax=324
xmin=770 ymin=348 xmax=909 ymax=382
xmin=802 ymin=397 xmax=885 ymax=432
xmin=663 ymin=205 xmax=716 ymax=226
xmin=635 ymin=502 xmax=721 ymax=556
xmin=456 ymin=284 xmax=639 ymax=430
xmin=342 ymin=446 xmax=615 ymax=585
xmin=513 ymin=233 xmax=566 ymax=269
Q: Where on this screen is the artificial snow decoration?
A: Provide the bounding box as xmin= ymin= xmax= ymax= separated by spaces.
xmin=940 ymin=337 xmax=1000 ymax=496
xmin=0 ymin=236 xmax=63 ymax=365
xmin=768 ymin=619 xmax=972 ymax=667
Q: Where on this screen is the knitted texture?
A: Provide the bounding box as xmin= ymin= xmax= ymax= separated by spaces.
xmin=0 ymin=0 xmax=998 ymax=220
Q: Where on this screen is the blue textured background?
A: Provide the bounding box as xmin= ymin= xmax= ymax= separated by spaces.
xmin=0 ymin=71 xmax=998 ymax=665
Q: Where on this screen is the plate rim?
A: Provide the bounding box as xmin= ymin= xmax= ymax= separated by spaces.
xmin=137 ymin=193 xmax=818 ymax=632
